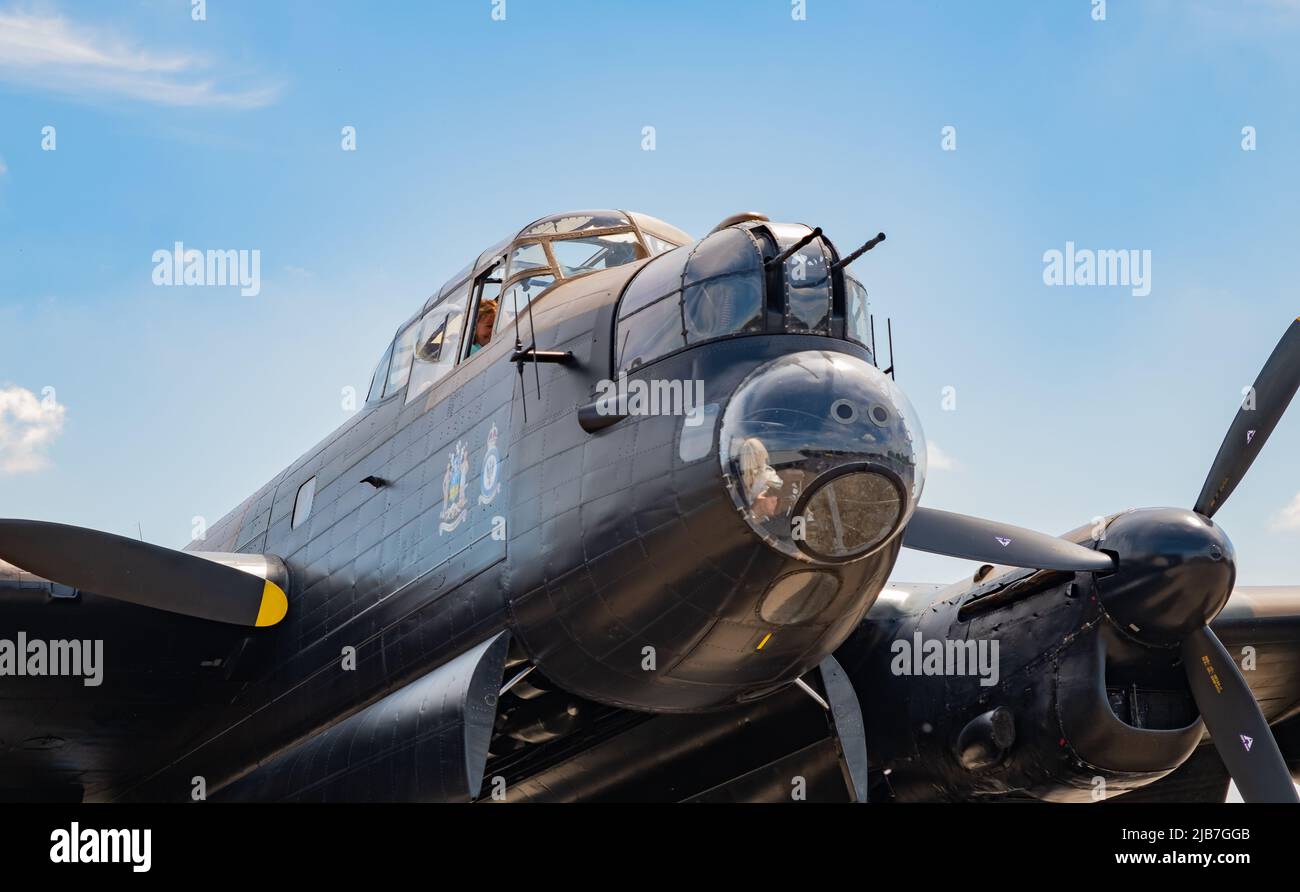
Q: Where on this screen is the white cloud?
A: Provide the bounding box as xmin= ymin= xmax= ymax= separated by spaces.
xmin=0 ymin=10 xmax=279 ymax=108
xmin=0 ymin=384 xmax=66 ymax=474
xmin=927 ymin=441 xmax=959 ymax=472
xmin=1271 ymin=492 xmax=1300 ymax=532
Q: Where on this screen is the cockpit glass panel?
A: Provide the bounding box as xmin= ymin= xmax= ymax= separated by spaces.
xmin=684 ymin=273 xmax=764 ymax=343
xmin=384 ymin=320 xmax=418 ymax=397
xmin=522 ymin=212 xmax=628 ymax=237
xmin=784 ymin=236 xmax=831 ymax=334
xmin=845 ymin=275 xmax=871 ymax=351
xmin=465 ymin=262 xmax=503 ymax=358
xmin=550 ymin=232 xmax=643 ymax=278
xmin=683 ymin=227 xmax=761 ymax=284
xmin=475 ymin=236 xmax=512 ymax=273
xmin=367 ymin=342 xmax=393 ymax=403
xmin=496 ymin=274 xmax=556 ymax=335
xmin=617 ymin=244 xmax=691 ymax=318
xmin=680 ymin=227 xmax=765 ymax=343
xmin=477 ymin=262 xmax=503 ymax=304
xmin=615 ymin=226 xmax=770 ymax=371
xmin=504 ymin=242 xmax=548 ymax=280
xmin=643 ymin=233 xmax=678 ymax=257
xmin=407 ymin=284 xmax=469 ymax=403
xmin=618 ymin=293 xmax=685 ymax=370
xmin=436 ymin=266 xmax=472 ymax=302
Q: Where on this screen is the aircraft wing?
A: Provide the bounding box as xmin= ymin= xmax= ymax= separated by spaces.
xmin=0 ymin=556 xmax=270 ymax=801
xmin=1110 ymin=586 xmax=1300 ymax=802
xmin=1209 ymin=586 xmax=1300 ymax=725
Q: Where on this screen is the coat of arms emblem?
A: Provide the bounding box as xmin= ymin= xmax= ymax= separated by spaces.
xmin=479 ymin=424 xmax=501 ymax=505
xmin=439 ymin=440 xmax=471 ymax=534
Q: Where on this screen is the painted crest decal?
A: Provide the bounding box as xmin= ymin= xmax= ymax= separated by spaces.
xmin=479 ymin=423 xmax=501 ymax=505
xmin=439 ymin=440 xmax=471 ymax=534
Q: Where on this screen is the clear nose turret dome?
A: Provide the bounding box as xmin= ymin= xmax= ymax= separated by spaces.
xmin=719 ymin=351 xmax=926 ymax=563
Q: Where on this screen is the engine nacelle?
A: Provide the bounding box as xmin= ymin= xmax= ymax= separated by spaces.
xmin=837 ymin=566 xmax=1204 ymax=802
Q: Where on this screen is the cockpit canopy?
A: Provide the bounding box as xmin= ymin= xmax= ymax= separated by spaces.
xmin=489 ymin=211 xmax=684 ymax=334
xmin=366 ymin=210 xmax=691 ymax=406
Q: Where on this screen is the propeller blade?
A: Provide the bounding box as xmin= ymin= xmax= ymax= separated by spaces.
xmin=1181 ymin=625 xmax=1298 ymax=803
xmin=1194 ymin=317 xmax=1300 ymax=518
xmin=0 ymin=520 xmax=288 ymax=628
xmin=901 ymin=506 xmax=1117 ymax=572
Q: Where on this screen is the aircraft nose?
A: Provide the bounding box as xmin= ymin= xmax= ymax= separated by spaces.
xmin=719 ymin=350 xmax=926 ymax=564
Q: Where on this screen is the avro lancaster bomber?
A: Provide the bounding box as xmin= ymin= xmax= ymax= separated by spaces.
xmin=2 ymin=209 xmax=1299 ymax=803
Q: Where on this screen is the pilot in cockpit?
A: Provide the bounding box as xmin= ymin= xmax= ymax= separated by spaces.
xmin=469 ymin=299 xmax=498 ymax=355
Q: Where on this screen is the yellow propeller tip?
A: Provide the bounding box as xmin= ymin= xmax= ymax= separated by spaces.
xmin=255 ymin=580 xmax=288 ymax=627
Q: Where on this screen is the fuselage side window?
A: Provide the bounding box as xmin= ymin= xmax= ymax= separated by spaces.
xmin=292 ymin=476 xmax=316 ymax=530
xmin=367 ymin=342 xmax=394 ymax=403
xmin=384 ymin=320 xmax=419 ymax=397
xmin=407 ymin=283 xmax=469 ymax=403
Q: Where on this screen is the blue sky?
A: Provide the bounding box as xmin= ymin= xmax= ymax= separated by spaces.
xmin=2 ymin=0 xmax=1299 ymax=586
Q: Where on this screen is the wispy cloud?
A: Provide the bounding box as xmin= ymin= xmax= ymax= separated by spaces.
xmin=0 ymin=9 xmax=280 ymax=108
xmin=1272 ymin=492 xmax=1300 ymax=532
xmin=0 ymin=384 xmax=66 ymax=474
xmin=0 ymin=155 xmax=7 ymax=175
xmin=927 ymin=441 xmax=959 ymax=472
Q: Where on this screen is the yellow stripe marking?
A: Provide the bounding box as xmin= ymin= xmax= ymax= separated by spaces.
xmin=756 ymin=632 xmax=773 ymax=651
xmin=255 ymin=580 xmax=289 ymax=627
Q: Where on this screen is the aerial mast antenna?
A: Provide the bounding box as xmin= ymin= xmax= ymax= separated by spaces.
xmin=524 ymin=288 xmax=542 ymax=401
xmin=884 ymin=318 xmax=896 ymax=380
xmin=509 ymin=283 xmax=574 ymax=423
xmin=511 ymin=288 xmax=528 ymax=423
